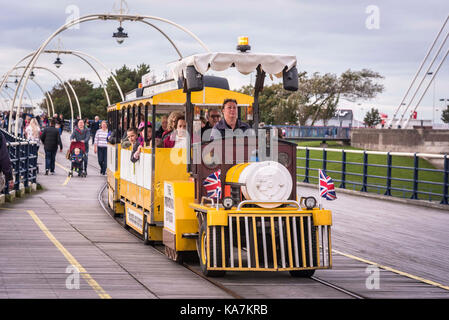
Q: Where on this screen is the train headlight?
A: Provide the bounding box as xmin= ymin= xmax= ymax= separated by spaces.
xmin=304 ymin=196 xmax=317 ymax=210
xmin=222 ymin=197 xmax=234 ymax=210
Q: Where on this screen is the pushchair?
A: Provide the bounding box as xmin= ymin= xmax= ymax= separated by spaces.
xmin=68 ymin=141 xmax=87 ymax=177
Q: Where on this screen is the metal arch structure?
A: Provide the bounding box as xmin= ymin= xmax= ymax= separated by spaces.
xmin=6 ymin=66 xmax=73 ymax=127
xmin=0 ymin=94 xmax=9 ymax=110
xmin=29 ymin=78 xmax=55 ymax=116
xmin=55 ymin=51 xmax=111 ymax=106
xmin=8 ymin=66 xmax=80 ymax=134
xmin=36 ymin=49 xmax=125 ymax=103
xmin=0 ymin=91 xmax=12 ymax=110
xmin=11 ymin=13 xmax=210 ymax=136
xmin=0 ymin=48 xmax=125 ymax=114
xmin=2 ymin=81 xmax=35 ymax=110
xmin=32 ymin=66 xmax=81 ymax=133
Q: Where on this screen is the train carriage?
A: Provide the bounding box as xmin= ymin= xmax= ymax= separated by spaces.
xmin=106 ymin=42 xmax=332 ymax=277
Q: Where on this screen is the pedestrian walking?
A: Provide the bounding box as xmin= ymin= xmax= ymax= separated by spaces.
xmin=70 ymin=119 xmax=90 ymax=175
xmin=90 ymin=116 xmax=100 ymax=145
xmin=94 ymin=120 xmax=109 ymax=175
xmin=40 ymin=119 xmax=63 ymax=175
xmin=25 ymin=118 xmax=41 ymax=173
xmin=0 ymin=130 xmax=14 ymax=192
xmin=57 ymin=114 xmax=64 ymax=135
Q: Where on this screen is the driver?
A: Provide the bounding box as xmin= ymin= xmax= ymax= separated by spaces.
xmin=210 ymin=99 xmax=251 ymax=141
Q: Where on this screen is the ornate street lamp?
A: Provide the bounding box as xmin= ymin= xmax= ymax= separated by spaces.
xmin=113 ymin=24 xmax=128 ymax=44
xmin=112 ymin=0 xmax=129 ymax=45
xmin=54 ymin=56 xmax=63 ymax=68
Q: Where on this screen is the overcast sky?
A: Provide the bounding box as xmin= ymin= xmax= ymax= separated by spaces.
xmin=1 ymin=0 xmax=448 ymax=122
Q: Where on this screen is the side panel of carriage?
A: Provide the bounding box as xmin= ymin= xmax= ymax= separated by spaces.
xmin=117 ymin=140 xmax=192 ymax=243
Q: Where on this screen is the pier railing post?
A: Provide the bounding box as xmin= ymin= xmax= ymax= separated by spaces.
xmin=411 ymin=153 xmax=419 ymax=200
xmin=361 ymin=151 xmax=368 ymax=192
xmin=384 ymin=152 xmax=392 ymax=196
xmin=323 ymin=148 xmax=327 ymax=172
xmin=339 ymin=150 xmax=346 ymax=189
xmin=14 ymin=143 xmax=20 ymax=191
xmin=441 ymin=154 xmax=448 ymax=205
xmin=24 ymin=142 xmax=30 ymax=188
xmin=303 ymin=148 xmax=310 ymax=183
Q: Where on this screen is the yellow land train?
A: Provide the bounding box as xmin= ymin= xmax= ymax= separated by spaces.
xmin=106 ymin=51 xmax=332 ymax=277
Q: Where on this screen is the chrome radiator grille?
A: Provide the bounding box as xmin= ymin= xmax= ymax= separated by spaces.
xmin=207 ymin=214 xmax=332 ymax=271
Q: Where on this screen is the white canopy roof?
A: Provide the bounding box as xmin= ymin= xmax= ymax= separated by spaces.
xmin=169 ymin=52 xmax=297 ymax=80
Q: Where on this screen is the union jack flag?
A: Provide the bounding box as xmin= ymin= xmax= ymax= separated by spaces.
xmin=319 ymin=169 xmax=337 ymax=200
xmin=203 ymin=169 xmax=221 ymax=199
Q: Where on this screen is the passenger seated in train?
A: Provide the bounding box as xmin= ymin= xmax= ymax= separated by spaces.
xmin=155 ymin=115 xmax=168 ymax=139
xmin=137 ymin=121 xmax=156 ymax=147
xmin=201 ymin=108 xmax=221 ymax=141
xmin=163 ymin=115 xmax=187 ymax=148
xmin=161 ymin=111 xmax=183 ymax=147
xmin=126 ymin=127 xmax=142 ymax=163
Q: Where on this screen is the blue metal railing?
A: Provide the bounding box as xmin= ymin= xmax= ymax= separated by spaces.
xmin=269 ymin=125 xmax=351 ymax=140
xmin=297 ymin=146 xmax=449 ymax=205
xmin=1 ymin=129 xmax=38 ymax=196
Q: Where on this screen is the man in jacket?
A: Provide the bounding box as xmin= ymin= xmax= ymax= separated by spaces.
xmin=90 ymin=116 xmax=100 ymax=145
xmin=0 ymin=131 xmax=14 ymax=191
xmin=70 ymin=119 xmax=90 ymax=174
xmin=210 ymin=99 xmax=252 ymax=141
xmin=40 ymin=119 xmax=63 ymax=175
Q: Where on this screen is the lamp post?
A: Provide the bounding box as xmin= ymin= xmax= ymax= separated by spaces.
xmin=439 ymin=98 xmax=449 ymax=124
xmin=427 ymin=72 xmax=436 ymax=126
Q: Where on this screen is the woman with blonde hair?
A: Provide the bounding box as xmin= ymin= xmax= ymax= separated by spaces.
xmin=26 ymin=118 xmax=41 ymax=173
xmin=26 ymin=118 xmax=41 ymax=148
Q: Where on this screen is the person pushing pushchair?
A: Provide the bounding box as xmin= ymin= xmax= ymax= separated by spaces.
xmin=70 ymin=119 xmax=90 ymax=175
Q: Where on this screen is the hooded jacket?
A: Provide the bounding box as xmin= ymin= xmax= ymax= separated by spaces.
xmin=0 ymin=132 xmax=13 ymax=181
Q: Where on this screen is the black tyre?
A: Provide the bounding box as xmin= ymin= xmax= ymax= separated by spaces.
xmin=289 ymin=269 xmax=315 ymax=278
xmin=123 ymin=212 xmax=130 ymax=230
xmin=143 ymin=215 xmax=150 ymax=245
xmin=197 ymin=217 xmax=225 ymax=277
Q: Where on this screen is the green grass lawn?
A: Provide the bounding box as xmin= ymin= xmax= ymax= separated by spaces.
xmin=294 ymin=141 xmax=446 ymax=202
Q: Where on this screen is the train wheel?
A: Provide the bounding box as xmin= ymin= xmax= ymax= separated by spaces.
xmin=289 ymin=269 xmax=315 ymax=278
xmin=197 ymin=218 xmax=225 ymax=277
xmin=143 ymin=216 xmax=150 ymax=245
xmin=123 ymin=212 xmax=130 ymax=230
